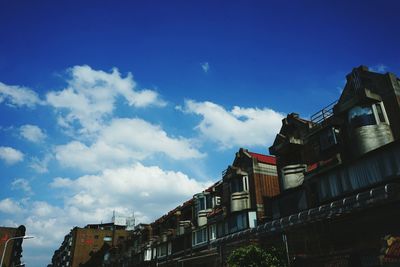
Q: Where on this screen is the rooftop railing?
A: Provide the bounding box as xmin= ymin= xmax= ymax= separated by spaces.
xmin=310 ymin=100 xmax=338 ymax=126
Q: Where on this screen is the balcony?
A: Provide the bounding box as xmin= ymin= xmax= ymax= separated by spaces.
xmin=311 ymin=100 xmax=337 ymax=126
xmin=281 ymin=164 xmax=307 ymax=190
xmin=231 ymin=191 xmax=250 ymax=212
xmin=308 ymin=139 xmax=400 ymax=203
xmin=197 ymin=210 xmax=209 ymax=227
xmin=194 ymin=192 xmax=213 ymax=226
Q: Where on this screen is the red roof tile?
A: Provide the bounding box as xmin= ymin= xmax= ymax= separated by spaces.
xmin=248 ymin=151 xmax=276 ymax=165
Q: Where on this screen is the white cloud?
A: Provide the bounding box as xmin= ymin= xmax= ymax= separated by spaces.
xmin=46 ymin=65 xmax=166 ymax=135
xmin=50 ymin=177 xmax=74 ymax=188
xmin=0 ymin=163 xmax=212 ymax=266
xmin=11 ymin=178 xmax=32 ymax=195
xmin=182 ymin=100 xmax=284 ymax=149
xmin=201 ymin=62 xmax=210 ymax=73
xmin=12 ymin=201 xmax=149 ymax=267
xmin=20 ymin=124 xmax=47 ymax=143
xmin=0 ymin=146 xmax=24 ymax=165
xmin=52 ymin=163 xmax=210 ymax=221
xmin=0 ymin=200 xmax=70 ymax=249
xmin=0 ymin=82 xmax=42 ymax=108
xmin=29 ymin=154 xmax=52 ymax=173
xmin=32 ymin=201 xmax=60 ymax=217
xmin=54 ymin=118 xmax=204 ymax=172
xmin=370 ymin=64 xmax=388 ymax=73
xmin=23 ymin=216 xmax=67 ymax=248
xmin=0 ymin=198 xmax=24 ymax=214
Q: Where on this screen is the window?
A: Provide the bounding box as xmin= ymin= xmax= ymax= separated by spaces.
xmin=158 ymin=243 xmax=167 ymax=257
xmin=226 ymin=213 xmax=248 ymax=234
xmin=167 ymin=242 xmax=172 ymax=255
xmin=231 ymin=176 xmax=248 ymax=193
xmin=375 ymin=103 xmax=386 ymax=123
xmin=372 ymin=102 xmax=389 ymax=124
xmin=192 ymin=227 xmax=208 ymax=246
xmin=248 ymin=211 xmax=257 ymax=228
xmin=243 ymin=176 xmax=249 ymax=191
xmin=319 ymin=127 xmax=339 ymax=151
xmin=348 ymin=106 xmax=376 ymax=128
xmin=198 ymin=196 xmax=206 ymax=210
xmin=103 ymin=236 xmax=112 ymax=242
xmin=236 ymin=213 xmax=247 ymax=230
xmin=206 ymin=195 xmax=213 ymax=209
xmin=217 ymin=222 xmax=225 ymax=238
xmin=231 ymin=178 xmax=244 ymax=193
xmin=144 ymin=249 xmax=152 ymax=261
xmin=195 ymin=193 xmax=213 ymax=212
xmin=349 ymin=103 xmax=390 ymax=129
xmin=152 ymin=248 xmax=157 ymax=259
xmin=209 ymin=224 xmax=217 ymax=240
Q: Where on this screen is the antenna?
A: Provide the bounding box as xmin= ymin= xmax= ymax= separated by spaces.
xmin=126 ymin=210 xmax=136 ymax=230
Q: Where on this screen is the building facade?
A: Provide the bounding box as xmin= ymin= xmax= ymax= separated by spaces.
xmin=0 ymin=225 xmax=26 ymax=267
xmin=51 ymin=66 xmax=400 ymax=267
xmin=51 ymin=223 xmax=129 ymax=267
xmin=104 ymin=149 xmax=279 ymax=267
xmin=265 ymin=65 xmax=400 ymax=266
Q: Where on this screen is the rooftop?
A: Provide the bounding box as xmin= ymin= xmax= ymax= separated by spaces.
xmin=248 ymin=151 xmax=276 ymax=165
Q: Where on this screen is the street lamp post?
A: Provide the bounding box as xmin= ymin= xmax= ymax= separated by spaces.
xmin=0 ymin=236 xmax=34 ymax=267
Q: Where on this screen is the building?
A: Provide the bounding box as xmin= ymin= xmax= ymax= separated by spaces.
xmin=190 ymin=148 xmax=279 ymax=266
xmin=52 ymin=65 xmax=400 ymax=266
xmin=0 ymin=225 xmax=26 ymax=267
xmin=106 ymin=148 xmax=279 ymax=266
xmin=51 ymin=223 xmax=129 ymax=267
xmin=264 ymin=65 xmax=400 ymax=266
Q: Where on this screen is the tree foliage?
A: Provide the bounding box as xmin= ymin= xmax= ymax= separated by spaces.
xmin=227 ymin=244 xmax=287 ymax=267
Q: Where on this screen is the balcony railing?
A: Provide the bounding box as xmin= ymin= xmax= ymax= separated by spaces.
xmin=212 ymin=182 xmax=400 ymax=245
xmin=310 ymin=100 xmax=338 ymax=126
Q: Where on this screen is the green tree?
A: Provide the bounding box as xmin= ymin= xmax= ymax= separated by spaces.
xmin=227 ymin=244 xmax=287 ymax=267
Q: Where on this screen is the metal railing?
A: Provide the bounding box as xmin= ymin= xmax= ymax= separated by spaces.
xmin=310 ymin=100 xmax=338 ymax=125
xmin=211 ymin=182 xmax=400 ymax=244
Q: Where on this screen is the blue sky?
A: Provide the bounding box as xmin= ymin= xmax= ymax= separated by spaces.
xmin=0 ymin=1 xmax=399 ymax=266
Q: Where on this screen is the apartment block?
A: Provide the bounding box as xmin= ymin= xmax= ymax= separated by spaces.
xmin=51 ymin=66 xmax=400 ymax=266
xmin=104 ymin=148 xmax=279 ymax=266
xmin=51 ymin=223 xmax=129 ymax=267
xmin=266 ymin=65 xmax=400 ymax=266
